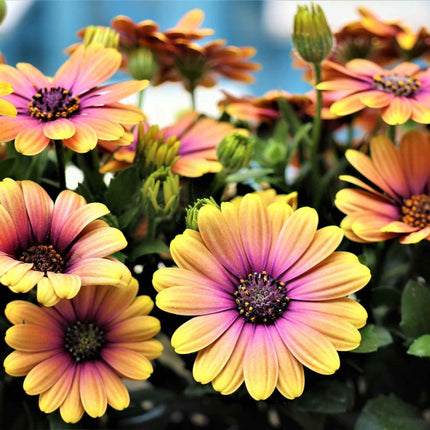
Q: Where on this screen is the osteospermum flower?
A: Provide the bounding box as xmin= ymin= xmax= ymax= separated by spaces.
xmin=0 ymin=81 xmax=17 ymax=117
xmin=0 ymin=43 xmax=147 ymax=155
xmin=335 ymin=131 xmax=430 ymax=244
xmin=0 ymin=178 xmax=130 ymax=306
xmin=4 ymin=279 xmax=162 ymax=423
xmin=100 ymin=112 xmax=237 ymax=177
xmin=317 ymin=59 xmax=430 ymax=125
xmin=153 ymin=194 xmax=370 ymax=400
xmin=231 ymin=189 xmax=298 ymax=210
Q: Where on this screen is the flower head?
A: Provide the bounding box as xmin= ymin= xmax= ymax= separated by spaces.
xmin=0 ymin=81 xmax=16 ymax=117
xmin=4 ymin=279 xmax=162 ymax=423
xmin=0 ymin=178 xmax=130 ymax=306
xmin=153 ymin=194 xmax=369 ymax=400
xmin=0 ymin=43 xmax=147 ymax=155
xmin=317 ymin=59 xmax=430 ymax=125
xmin=336 ymin=131 xmax=430 ymax=244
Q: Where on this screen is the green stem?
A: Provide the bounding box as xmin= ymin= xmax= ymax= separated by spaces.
xmin=311 ymin=62 xmax=323 ymax=188
xmin=388 ymin=124 xmax=396 ymax=143
xmin=137 ymin=89 xmax=145 ymax=111
xmin=210 ymin=170 xmax=227 ymax=195
xmin=346 ymin=117 xmax=354 ymax=149
xmin=54 ymin=140 xmax=66 ymax=190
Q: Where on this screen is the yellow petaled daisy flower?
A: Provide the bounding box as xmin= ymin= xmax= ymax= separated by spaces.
xmin=4 ymin=279 xmax=163 ymax=423
xmin=0 ymin=81 xmax=17 ymax=117
xmin=0 ymin=178 xmax=130 ymax=306
xmin=336 ymin=131 xmax=430 ymax=244
xmin=153 ymin=194 xmax=370 ymax=401
xmin=230 ymin=189 xmax=298 ymax=211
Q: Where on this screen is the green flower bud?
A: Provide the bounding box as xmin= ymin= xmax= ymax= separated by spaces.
xmin=217 ymin=131 xmax=254 ymax=172
xmin=292 ymin=3 xmax=333 ymax=63
xmin=136 ymin=124 xmax=180 ymax=175
xmin=83 ymin=26 xmax=120 ymax=49
xmin=185 ymin=197 xmax=220 ymax=231
xmin=0 ymin=0 xmax=6 ymax=25
xmin=141 ymin=167 xmax=180 ymax=218
xmin=128 ymin=47 xmax=159 ymax=81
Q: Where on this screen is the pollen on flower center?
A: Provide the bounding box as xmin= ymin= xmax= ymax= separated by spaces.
xmin=64 ymin=321 xmax=105 ymax=362
xmin=372 ymin=73 xmax=421 ymax=97
xmin=19 ymin=244 xmax=64 ymax=274
xmin=28 ymin=87 xmax=80 ymax=121
xmin=234 ymin=271 xmax=289 ymax=324
xmin=401 ymin=194 xmax=430 ymax=228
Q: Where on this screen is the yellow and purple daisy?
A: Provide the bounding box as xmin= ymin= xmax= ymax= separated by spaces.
xmin=317 ymin=59 xmax=430 ymax=125
xmin=4 ymin=279 xmax=162 ymax=423
xmin=0 ymin=81 xmax=17 ymax=117
xmin=0 ymin=178 xmax=130 ymax=306
xmin=153 ymin=194 xmax=370 ymax=400
xmin=336 ymin=131 xmax=430 ymax=244
xmin=0 ymin=43 xmax=147 ymax=155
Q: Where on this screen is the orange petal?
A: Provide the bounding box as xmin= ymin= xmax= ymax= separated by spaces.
xmin=14 ymin=125 xmax=50 ymax=155
xmin=381 ymin=97 xmax=412 ymax=125
xmin=59 ymin=366 xmax=84 ymax=424
xmin=330 ymin=93 xmax=367 ymax=116
xmin=63 ymin=121 xmax=97 ymax=153
xmin=79 ymin=361 xmax=107 ymax=418
xmin=359 ymin=90 xmax=392 ymax=108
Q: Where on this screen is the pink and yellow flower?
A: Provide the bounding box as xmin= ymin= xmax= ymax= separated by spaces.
xmin=336 ymin=131 xmax=430 ymax=244
xmin=0 ymin=178 xmax=130 ymax=306
xmin=317 ymin=59 xmax=430 ymax=125
xmin=0 ymin=81 xmax=17 ymax=117
xmin=153 ymin=194 xmax=370 ymax=400
xmin=0 ymin=43 xmax=147 ymax=155
xmin=4 ymin=279 xmax=162 ymax=423
xmin=230 ymin=189 xmax=298 ymax=210
xmin=100 ymin=111 xmax=237 ymax=178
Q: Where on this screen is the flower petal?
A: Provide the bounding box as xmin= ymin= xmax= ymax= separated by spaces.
xmin=47 ymin=272 xmax=81 ymax=300
xmin=399 ymin=226 xmax=430 ymax=244
xmin=79 ymin=361 xmax=107 ymax=418
xmin=63 ymin=121 xmax=97 ymax=153
xmin=4 ymin=350 xmax=58 ymax=377
xmin=37 ymin=276 xmax=61 ymax=307
xmin=59 ymin=366 xmax=84 ymax=424
xmin=5 ymin=324 xmax=63 ymax=352
xmin=330 ymin=93 xmax=366 ymax=116
xmin=42 ymin=118 xmax=76 ymax=140
xmin=15 ymin=124 xmax=50 ymax=155
xmin=381 ymin=97 xmax=412 ymax=125
xmin=105 ymin=315 xmax=160 ymax=342
xmin=359 ymin=90 xmax=392 ymax=108
xmin=0 ymin=204 xmax=19 ymax=254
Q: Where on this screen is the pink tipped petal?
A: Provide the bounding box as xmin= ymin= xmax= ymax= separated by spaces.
xmin=63 ymin=121 xmax=97 ymax=153
xmin=345 ymin=59 xmax=384 ymax=76
xmin=193 ymin=319 xmax=244 ymax=384
xmin=79 ymin=361 xmax=107 ymax=418
xmin=14 ymin=125 xmax=50 ymax=155
xmin=370 ymin=135 xmax=409 ymax=197
xmin=171 ymin=310 xmax=238 ymax=354
xmin=317 ymin=79 xmax=369 ymax=91
xmin=0 ymin=205 xmax=19 ymax=254
xmin=0 ymin=64 xmax=36 ymax=96
xmin=16 ymin=63 xmax=51 ymax=89
xmin=381 ymin=97 xmax=412 ymax=125
xmin=53 ymin=46 xmax=83 ymax=89
xmin=275 ymin=317 xmax=340 ymax=375
xmin=359 ymin=90 xmax=392 ymax=108
xmin=399 ymin=226 xmax=430 ymax=244
xmin=391 ymin=62 xmax=421 ymax=76
xmin=72 ymin=115 xmax=124 ymax=141
xmin=269 ymin=207 xmax=319 ymax=279
xmin=238 ymin=194 xmax=271 ymax=273
xmin=83 ymin=105 xmax=144 ymax=124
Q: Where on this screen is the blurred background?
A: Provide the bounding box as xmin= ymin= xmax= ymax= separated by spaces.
xmin=2 ymin=0 xmax=430 ymax=126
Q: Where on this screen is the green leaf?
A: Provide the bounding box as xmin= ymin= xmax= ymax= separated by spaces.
xmin=407 ymin=334 xmax=430 ymax=357
xmin=354 ymin=394 xmax=427 ymax=430
xmin=295 ymin=380 xmax=354 ymax=414
xmin=373 ymin=325 xmax=393 ymax=348
xmin=129 ymin=239 xmax=169 ymax=261
xmin=352 ymin=325 xmax=378 ymax=353
xmin=371 ymin=286 xmax=401 ymax=307
xmin=118 ymin=206 xmax=140 ymax=229
xmin=400 ymin=280 xmax=430 ymax=338
xmin=105 ymin=165 xmax=140 ymax=213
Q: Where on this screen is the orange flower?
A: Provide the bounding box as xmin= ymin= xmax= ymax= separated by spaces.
xmin=0 ymin=44 xmax=146 ymax=155
xmin=163 ymin=9 xmax=214 ymax=42
xmin=4 ymin=279 xmax=162 ymax=423
xmin=335 ymin=131 xmax=430 ymax=244
xmin=317 ymin=59 xmax=430 ymax=125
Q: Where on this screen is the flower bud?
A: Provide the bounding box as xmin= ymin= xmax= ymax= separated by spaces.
xmin=83 ymin=26 xmax=120 ymax=49
xmin=0 ymin=0 xmax=6 ymax=26
xmin=128 ymin=47 xmax=159 ymax=81
xmin=141 ymin=167 xmax=180 ymax=218
xmin=217 ymin=131 xmax=254 ymax=172
xmin=185 ymin=197 xmax=220 ymax=231
xmin=292 ymin=3 xmax=333 ymax=63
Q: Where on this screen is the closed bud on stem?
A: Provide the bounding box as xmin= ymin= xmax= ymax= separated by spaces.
xmin=141 ymin=167 xmax=180 ymax=218
xmin=0 ymin=0 xmax=6 ymax=25
xmin=135 ymin=124 xmax=180 ymax=175
xmin=185 ymin=197 xmax=220 ymax=231
xmin=129 ymin=47 xmax=159 ymax=81
xmin=292 ymin=3 xmax=333 ymax=63
xmin=83 ymin=26 xmax=120 ymax=49
xmin=217 ymin=131 xmax=254 ymax=172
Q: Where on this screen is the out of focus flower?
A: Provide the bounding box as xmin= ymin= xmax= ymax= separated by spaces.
xmin=82 ymin=26 xmax=120 ymax=49
xmin=0 ymin=44 xmax=146 ymax=155
xmin=0 ymin=178 xmax=130 ymax=306
xmin=163 ymin=9 xmax=214 ymax=42
xmin=230 ymin=189 xmax=298 ymax=210
xmin=0 ymin=81 xmax=16 ymax=117
xmin=396 ymin=27 xmax=430 ymax=62
xmin=155 ymin=39 xmax=260 ymax=90
xmin=336 ymin=131 xmax=430 ymax=244
xmin=153 ymin=194 xmax=369 ymax=400
xmin=185 ymin=197 xmax=220 ymax=231
xmin=4 ymin=279 xmax=162 ymax=423
xmin=318 ymin=59 xmax=430 ymax=125
xmin=292 ymin=3 xmax=333 ymax=64
xmin=100 ymin=112 xmax=237 ymax=178
xmin=217 ymin=131 xmax=254 ymax=172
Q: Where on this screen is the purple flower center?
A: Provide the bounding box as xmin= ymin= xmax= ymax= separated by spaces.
xmin=402 ymin=194 xmax=430 ymax=228
xmin=234 ymin=271 xmax=289 ymax=324
xmin=372 ymin=73 xmax=421 ymax=97
xmin=64 ymin=321 xmax=105 ymax=362
xmin=19 ymin=244 xmax=64 ymax=274
xmin=28 ymin=87 xmax=80 ymax=122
